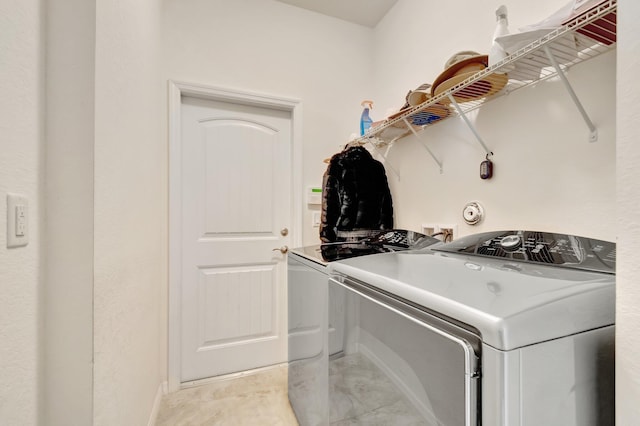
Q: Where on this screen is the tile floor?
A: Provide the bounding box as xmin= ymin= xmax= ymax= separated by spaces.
xmin=329 ymin=353 xmax=426 ymax=425
xmin=288 ymin=351 xmax=428 ymax=425
xmin=159 ymin=353 xmax=430 ymax=425
xmin=156 ymin=364 xmax=299 ymax=425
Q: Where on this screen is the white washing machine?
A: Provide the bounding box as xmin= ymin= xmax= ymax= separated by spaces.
xmin=287 ymin=230 xmax=438 ymax=425
xmin=322 ymin=230 xmax=616 ymax=425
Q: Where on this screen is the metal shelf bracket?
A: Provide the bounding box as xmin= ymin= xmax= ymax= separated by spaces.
xmin=447 ymin=94 xmax=494 ymax=157
xmin=403 ymin=117 xmax=444 ymax=174
xmin=364 ymin=138 xmax=401 ymax=180
xmin=543 ymin=45 xmax=598 ymax=142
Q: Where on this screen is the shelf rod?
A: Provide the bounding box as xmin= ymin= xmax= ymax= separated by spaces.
xmin=402 ymin=117 xmax=443 ymax=174
xmin=447 ymin=94 xmax=493 ymax=156
xmin=543 ymin=45 xmax=598 ymax=142
xmin=364 ymin=138 xmax=401 ymax=180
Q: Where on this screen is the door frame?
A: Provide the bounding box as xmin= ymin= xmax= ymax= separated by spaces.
xmin=167 ymin=80 xmax=302 ymax=391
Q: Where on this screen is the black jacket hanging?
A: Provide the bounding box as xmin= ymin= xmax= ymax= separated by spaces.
xmin=320 ymin=146 xmax=394 ymax=243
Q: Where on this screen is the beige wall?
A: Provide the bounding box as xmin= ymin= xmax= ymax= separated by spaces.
xmin=2 ymin=0 xmax=168 ymax=423
xmin=616 ymin=0 xmax=640 ymax=420
xmin=93 ymin=0 xmax=165 ymax=424
xmin=44 ymin=0 xmax=95 ymax=423
xmin=0 ymin=0 xmax=44 ymax=423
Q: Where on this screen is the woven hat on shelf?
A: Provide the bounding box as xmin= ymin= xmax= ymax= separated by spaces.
xmin=406 ymin=83 xmax=432 ymax=107
xmin=387 ymin=83 xmax=450 ymax=125
xmin=431 ymin=51 xmax=508 ymax=103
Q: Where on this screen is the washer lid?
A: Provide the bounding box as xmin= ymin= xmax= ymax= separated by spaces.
xmin=291 ymin=229 xmax=439 ymax=265
xmin=327 ymin=238 xmax=615 ymax=351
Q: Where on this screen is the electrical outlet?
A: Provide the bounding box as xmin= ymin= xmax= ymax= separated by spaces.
xmin=438 ymin=224 xmax=457 ymax=243
xmin=421 ymin=223 xmax=438 ymax=237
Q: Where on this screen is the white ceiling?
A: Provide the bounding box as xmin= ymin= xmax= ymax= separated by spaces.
xmin=275 ymin=0 xmax=399 ymax=28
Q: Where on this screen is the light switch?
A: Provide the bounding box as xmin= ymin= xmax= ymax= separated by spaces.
xmin=7 ymin=193 xmax=28 ymax=248
xmin=16 ymin=205 xmax=26 ymax=236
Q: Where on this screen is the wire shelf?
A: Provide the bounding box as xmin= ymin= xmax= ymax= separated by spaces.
xmin=352 ymin=0 xmax=617 ymax=149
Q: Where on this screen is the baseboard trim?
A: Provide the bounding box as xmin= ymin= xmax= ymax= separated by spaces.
xmin=179 ymin=362 xmax=289 ymax=390
xmin=147 ymin=381 xmax=167 ymax=426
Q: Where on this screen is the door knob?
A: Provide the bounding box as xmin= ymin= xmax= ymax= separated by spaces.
xmin=280 ymin=228 xmax=289 ymax=236
xmin=272 ymin=246 xmax=288 ymax=254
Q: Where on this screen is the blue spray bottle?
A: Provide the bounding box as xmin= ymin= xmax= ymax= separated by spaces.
xmin=360 ymin=100 xmax=374 ymax=136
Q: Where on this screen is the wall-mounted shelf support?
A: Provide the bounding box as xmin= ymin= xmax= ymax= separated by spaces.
xmin=402 ymin=117 xmax=443 ymax=174
xmin=543 ymin=45 xmax=598 ymax=142
xmin=447 ymin=94 xmax=493 ymax=157
xmin=364 ymin=137 xmax=401 ymax=180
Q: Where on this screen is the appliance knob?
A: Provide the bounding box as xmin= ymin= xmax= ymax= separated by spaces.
xmin=499 ymin=235 xmax=521 ymax=251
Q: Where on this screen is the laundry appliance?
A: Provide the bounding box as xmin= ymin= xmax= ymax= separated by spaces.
xmin=313 ymin=230 xmax=614 ymax=425
xmin=287 ymin=230 xmax=438 ymax=425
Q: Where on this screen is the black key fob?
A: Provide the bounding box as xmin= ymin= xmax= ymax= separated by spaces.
xmin=480 ymin=158 xmax=493 ymax=179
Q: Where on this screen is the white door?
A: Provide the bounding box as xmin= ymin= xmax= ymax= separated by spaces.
xmin=179 ymin=95 xmax=292 ymax=382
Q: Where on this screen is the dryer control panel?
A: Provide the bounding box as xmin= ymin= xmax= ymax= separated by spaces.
xmin=433 ymin=230 xmax=616 ymax=274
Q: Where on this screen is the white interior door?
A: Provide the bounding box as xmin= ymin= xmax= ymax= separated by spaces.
xmin=179 ymin=95 xmax=292 ymax=382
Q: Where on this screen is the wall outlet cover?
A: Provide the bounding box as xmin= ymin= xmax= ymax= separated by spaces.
xmin=438 ymin=224 xmax=458 ymax=242
xmin=421 ymin=223 xmax=438 ymax=237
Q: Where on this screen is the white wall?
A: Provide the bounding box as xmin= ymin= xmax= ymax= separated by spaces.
xmin=0 ymin=0 xmax=44 ymax=423
xmin=616 ymin=0 xmax=640 ymax=421
xmin=93 ymin=0 xmax=165 ymax=424
xmin=373 ymin=0 xmax=615 ymax=241
xmin=162 ymin=0 xmax=375 ymax=247
xmin=44 ymin=0 xmax=95 ymax=423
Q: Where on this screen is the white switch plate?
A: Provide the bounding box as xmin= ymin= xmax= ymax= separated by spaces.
xmin=312 ymin=211 xmax=321 ymax=228
xmin=7 ymin=193 xmax=28 ymax=248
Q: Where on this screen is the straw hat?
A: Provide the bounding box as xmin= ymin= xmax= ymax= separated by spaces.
xmin=387 ymin=82 xmax=450 ymax=122
xmin=389 ymin=83 xmax=433 ymax=118
xmin=406 ymin=83 xmax=432 ymax=107
xmin=431 ymin=51 xmax=508 ymax=103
